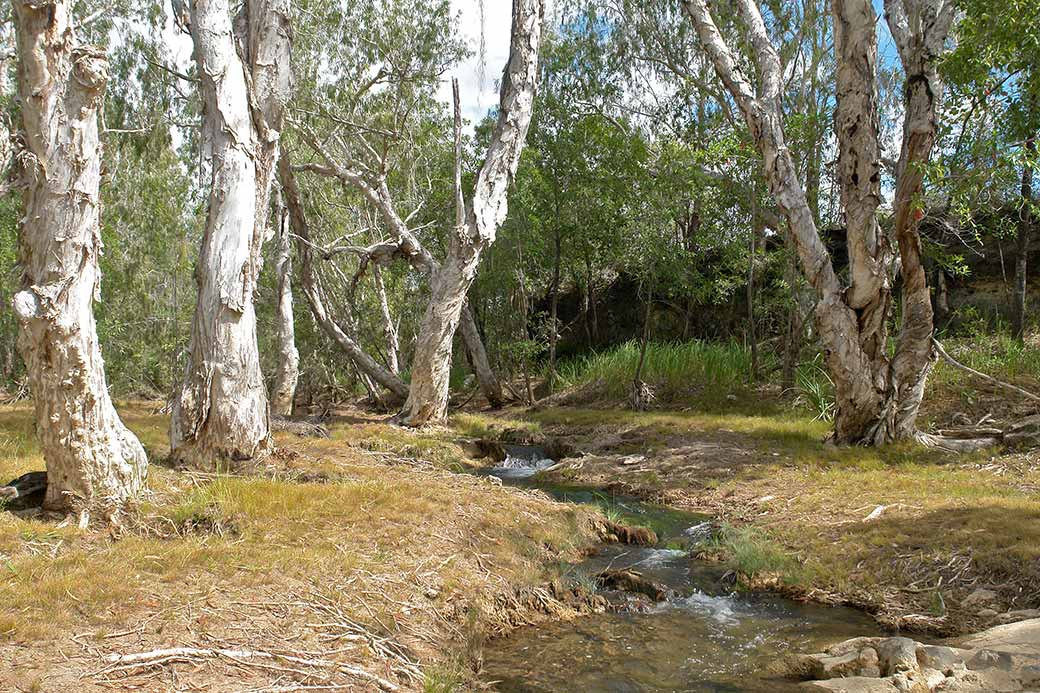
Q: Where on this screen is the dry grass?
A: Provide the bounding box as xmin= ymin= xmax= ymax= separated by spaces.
xmin=0 ymin=403 xmax=600 ymax=692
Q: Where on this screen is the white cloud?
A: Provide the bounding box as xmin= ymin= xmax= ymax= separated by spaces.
xmin=437 ymin=0 xmax=516 ymax=129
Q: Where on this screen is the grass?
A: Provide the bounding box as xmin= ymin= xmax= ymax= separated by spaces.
xmin=554 ymin=340 xmax=774 ymax=411
xmin=0 ymin=403 xmax=603 ymax=690
xmin=707 ymin=525 xmax=807 ymax=586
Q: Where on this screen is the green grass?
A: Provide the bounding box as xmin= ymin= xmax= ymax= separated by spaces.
xmin=710 ymin=525 xmax=807 ymax=586
xmin=931 ymin=334 xmax=1040 ymax=386
xmin=555 ymin=340 xmax=774 ymax=409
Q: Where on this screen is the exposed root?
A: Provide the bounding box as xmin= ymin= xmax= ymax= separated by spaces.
xmin=915 ymin=431 xmax=1001 ymax=453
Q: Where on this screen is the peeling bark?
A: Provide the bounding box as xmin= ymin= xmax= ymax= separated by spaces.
xmin=171 ymin=0 xmax=292 ymax=464
xmin=401 ymin=0 xmax=543 ymax=426
xmin=12 ymin=0 xmax=147 ymax=510
xmin=371 ymin=265 xmax=399 ymax=376
xmin=298 ymin=118 xmax=504 ymax=407
xmin=682 ymin=0 xmax=954 ymax=445
xmin=270 ymin=197 xmax=299 ymax=416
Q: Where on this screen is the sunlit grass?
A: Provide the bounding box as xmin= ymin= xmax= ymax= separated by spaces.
xmin=0 ymin=403 xmax=599 ymax=646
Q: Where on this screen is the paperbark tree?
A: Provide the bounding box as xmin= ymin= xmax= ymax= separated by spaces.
xmin=296 ymin=126 xmax=505 ymax=408
xmin=171 ymin=0 xmax=291 ymax=464
xmin=12 ymin=0 xmax=147 ymax=510
xmin=270 ymin=197 xmax=299 ymax=416
xmin=401 ymin=0 xmax=544 ymax=425
xmin=371 ymin=265 xmax=400 ymax=376
xmin=681 ymin=0 xmax=956 ymax=444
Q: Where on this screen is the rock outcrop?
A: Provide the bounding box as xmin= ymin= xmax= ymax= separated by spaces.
xmin=792 ymin=618 xmax=1040 ymax=692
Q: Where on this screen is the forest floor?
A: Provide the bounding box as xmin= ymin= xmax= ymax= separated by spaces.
xmin=0 ymin=404 xmax=611 ymax=693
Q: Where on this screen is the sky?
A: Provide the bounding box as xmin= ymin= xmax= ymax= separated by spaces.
xmin=437 ymin=0 xmax=516 ymax=127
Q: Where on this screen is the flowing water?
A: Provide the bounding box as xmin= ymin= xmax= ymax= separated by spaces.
xmin=477 ymin=446 xmax=884 ymax=692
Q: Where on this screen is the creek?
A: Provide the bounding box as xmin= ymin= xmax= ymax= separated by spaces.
xmin=476 ymin=444 xmax=884 ymax=692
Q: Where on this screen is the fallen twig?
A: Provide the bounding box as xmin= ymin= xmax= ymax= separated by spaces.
xmin=99 ymin=647 xmax=400 ymax=692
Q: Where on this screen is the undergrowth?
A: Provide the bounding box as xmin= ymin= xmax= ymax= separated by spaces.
xmin=554 ymin=340 xmax=773 ymax=409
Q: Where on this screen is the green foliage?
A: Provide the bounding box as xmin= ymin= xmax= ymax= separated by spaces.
xmin=794 ymin=355 xmax=835 ymax=423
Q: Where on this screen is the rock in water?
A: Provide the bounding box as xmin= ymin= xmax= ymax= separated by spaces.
xmin=596 ymin=568 xmax=669 ymax=601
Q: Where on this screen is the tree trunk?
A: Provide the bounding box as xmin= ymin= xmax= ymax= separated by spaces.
xmin=270 ymin=196 xmax=299 ymax=416
xmin=458 ymin=304 xmax=505 ymax=407
xmin=278 ymin=153 xmax=409 ymax=401
xmin=171 ymin=0 xmax=291 ymax=465
xmin=12 ymin=0 xmax=147 ymax=510
xmin=747 ymin=199 xmax=762 ymax=381
xmin=781 ymin=229 xmax=803 ymax=393
xmin=548 ymin=224 xmax=562 ymax=389
xmin=1014 ymin=137 xmax=1035 ymax=341
xmin=682 ymin=0 xmax=952 ymax=445
xmin=401 ymin=0 xmax=543 ymax=426
xmin=371 ymin=265 xmax=400 ymax=375
xmin=298 ymin=79 xmax=505 ymax=409
xmin=934 ymin=268 xmax=950 ymax=327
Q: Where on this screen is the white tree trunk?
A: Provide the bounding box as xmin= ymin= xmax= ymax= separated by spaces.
xmin=171 ymin=0 xmax=292 ymax=464
xmin=371 ymin=265 xmax=400 ymax=376
xmin=401 ymin=0 xmax=543 ymax=426
xmin=682 ymin=0 xmax=953 ymax=445
xmin=270 ymin=199 xmax=299 ymax=416
xmin=12 ymin=0 xmax=147 ymax=510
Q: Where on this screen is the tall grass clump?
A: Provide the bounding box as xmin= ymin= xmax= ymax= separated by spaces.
xmin=794 ymin=354 xmax=835 ymax=422
xmin=555 ymin=340 xmax=762 ymax=404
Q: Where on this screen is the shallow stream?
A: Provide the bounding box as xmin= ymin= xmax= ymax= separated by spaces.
xmin=477 ymin=445 xmax=884 ymax=692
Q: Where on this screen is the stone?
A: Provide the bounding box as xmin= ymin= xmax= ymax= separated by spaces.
xmin=595 ymin=568 xmax=668 ymax=601
xmin=876 ymin=637 xmax=921 ymax=676
xmin=799 ymin=677 xmax=898 ymax=692
xmin=1019 ymin=663 xmax=1040 ymax=686
xmin=826 ymin=636 xmax=883 ymax=657
xmin=917 ymin=645 xmax=970 ymax=675
xmin=962 ymin=588 xmax=999 ymax=607
xmin=995 ymin=609 xmax=1040 ymax=624
xmin=810 ymin=650 xmax=879 ymax=679
xmin=918 ymin=667 xmax=947 ymax=689
xmin=957 ymin=617 xmax=1040 ymax=657
xmin=967 ymin=648 xmax=1013 ymax=671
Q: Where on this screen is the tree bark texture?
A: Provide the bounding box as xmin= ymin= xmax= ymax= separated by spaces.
xmin=371 ymin=265 xmax=400 ymax=375
xmin=401 ymin=0 xmax=543 ymax=426
xmin=171 ymin=0 xmax=292 ymax=464
xmin=270 ymin=198 xmax=299 ymax=416
xmin=12 ymin=0 xmax=147 ymax=510
xmin=299 ymin=125 xmax=504 ymax=408
xmin=682 ymin=0 xmax=953 ymax=445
